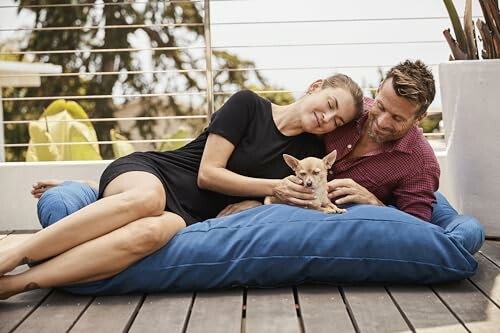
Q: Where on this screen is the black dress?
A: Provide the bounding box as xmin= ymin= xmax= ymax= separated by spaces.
xmin=98 ymin=90 xmax=324 ymax=225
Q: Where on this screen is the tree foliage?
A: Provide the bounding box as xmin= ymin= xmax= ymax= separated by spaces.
xmin=3 ymin=0 xmax=285 ymax=161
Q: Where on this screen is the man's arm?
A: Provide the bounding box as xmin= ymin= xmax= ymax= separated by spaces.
xmin=392 ymin=165 xmax=440 ymax=221
xmin=327 ymin=178 xmax=384 ymax=206
xmin=326 ymin=163 xmax=439 ymax=222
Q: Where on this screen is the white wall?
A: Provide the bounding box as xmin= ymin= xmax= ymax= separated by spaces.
xmin=0 ymin=154 xmax=453 ymax=231
xmin=0 ymin=161 xmax=109 ymax=230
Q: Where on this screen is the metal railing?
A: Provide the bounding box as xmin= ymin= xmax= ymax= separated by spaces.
xmin=0 ymin=0 xmax=449 ymax=162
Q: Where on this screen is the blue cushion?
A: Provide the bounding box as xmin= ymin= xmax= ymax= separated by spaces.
xmin=37 ymin=182 xmax=484 ymax=295
xmin=37 ymin=181 xmax=98 ymax=228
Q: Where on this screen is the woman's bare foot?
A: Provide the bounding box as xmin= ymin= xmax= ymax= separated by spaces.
xmin=0 ymin=249 xmax=25 ymax=276
xmin=0 ymin=275 xmax=17 ymax=300
xmin=31 ymin=180 xmax=65 ymax=199
xmin=31 ymin=179 xmax=99 ymax=199
xmin=0 ymin=275 xmax=40 ymax=300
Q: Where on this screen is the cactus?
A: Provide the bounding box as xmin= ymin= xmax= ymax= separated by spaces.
xmin=443 ymin=0 xmax=500 ymax=60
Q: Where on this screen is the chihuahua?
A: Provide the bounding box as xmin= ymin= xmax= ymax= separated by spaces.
xmin=264 ymin=150 xmax=346 ymax=214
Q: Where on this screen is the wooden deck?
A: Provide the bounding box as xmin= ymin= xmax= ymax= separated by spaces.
xmin=1 ymin=233 xmax=499 ymax=333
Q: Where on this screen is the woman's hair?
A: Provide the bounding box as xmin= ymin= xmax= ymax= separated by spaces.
xmin=384 ymin=60 xmax=436 ymax=117
xmin=321 ymin=74 xmax=364 ymax=118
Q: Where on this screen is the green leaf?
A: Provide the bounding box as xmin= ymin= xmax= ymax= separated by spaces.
xmin=110 ymin=129 xmax=135 ymax=158
xmin=443 ymin=0 xmax=470 ymax=58
xmin=26 ymin=122 xmax=60 ymax=161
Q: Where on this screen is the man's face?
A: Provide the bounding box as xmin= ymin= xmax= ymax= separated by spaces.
xmin=365 ymin=78 xmax=424 ymax=143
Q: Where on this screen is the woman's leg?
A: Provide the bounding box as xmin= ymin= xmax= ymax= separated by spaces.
xmin=0 ymin=211 xmax=186 ymax=299
xmin=0 ymin=171 xmax=166 ymax=275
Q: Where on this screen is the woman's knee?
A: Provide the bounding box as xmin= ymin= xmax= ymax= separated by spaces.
xmin=103 ymin=172 xmax=166 ymax=217
xmin=123 ymin=214 xmax=186 ymax=255
xmin=115 ymin=187 xmax=165 ymax=218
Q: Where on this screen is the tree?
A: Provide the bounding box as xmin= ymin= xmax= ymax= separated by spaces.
xmin=3 ymin=0 xmax=285 ymax=161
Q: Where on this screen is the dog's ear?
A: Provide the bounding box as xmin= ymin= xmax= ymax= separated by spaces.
xmin=283 ymin=154 xmax=300 ymax=171
xmin=323 ymin=150 xmax=337 ymax=169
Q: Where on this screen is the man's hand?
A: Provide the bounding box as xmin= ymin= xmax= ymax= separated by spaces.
xmin=217 ymin=200 xmax=263 ymax=217
xmin=327 ymin=178 xmax=384 ymax=206
xmin=273 ymin=175 xmax=315 ymax=207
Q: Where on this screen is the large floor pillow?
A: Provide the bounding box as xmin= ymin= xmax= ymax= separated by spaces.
xmin=37 ymin=182 xmax=484 ymax=295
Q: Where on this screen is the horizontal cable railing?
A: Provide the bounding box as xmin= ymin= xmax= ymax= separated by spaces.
xmin=0 ymin=0 xmax=447 ymax=162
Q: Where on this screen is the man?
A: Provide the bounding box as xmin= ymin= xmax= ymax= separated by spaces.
xmin=277 ymin=59 xmax=439 ymax=221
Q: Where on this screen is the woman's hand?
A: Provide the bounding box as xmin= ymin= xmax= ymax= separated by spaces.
xmin=217 ymin=200 xmax=263 ymax=217
xmin=272 ymin=175 xmax=316 ymax=207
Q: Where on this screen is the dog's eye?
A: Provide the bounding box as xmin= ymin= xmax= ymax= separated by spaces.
xmin=299 ymin=171 xmax=307 ymax=177
xmin=313 ymin=170 xmax=320 ymax=175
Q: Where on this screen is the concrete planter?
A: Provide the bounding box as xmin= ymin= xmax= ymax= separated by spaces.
xmin=440 ymin=59 xmax=500 ymax=238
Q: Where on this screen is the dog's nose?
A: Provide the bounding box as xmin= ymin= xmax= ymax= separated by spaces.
xmin=305 ymin=180 xmax=313 ymax=187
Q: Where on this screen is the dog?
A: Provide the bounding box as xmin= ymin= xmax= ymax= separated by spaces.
xmin=264 ymin=150 xmax=346 ymax=214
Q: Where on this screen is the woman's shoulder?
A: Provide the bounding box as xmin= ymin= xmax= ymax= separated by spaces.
xmin=217 ymin=90 xmax=269 ymax=117
xmin=227 ymin=89 xmax=264 ymax=104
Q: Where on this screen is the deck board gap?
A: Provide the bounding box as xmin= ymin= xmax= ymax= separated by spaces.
xmin=429 ymin=286 xmax=472 ymax=333
xmin=241 ymin=288 xmax=247 ymax=333
xmin=466 ymin=278 xmax=500 ymax=309
xmin=10 ymin=288 xmax=55 ymax=332
xmin=292 ymin=286 xmax=305 ymax=333
xmin=181 ymin=292 xmax=196 ymax=333
xmin=65 ymin=295 xmax=95 ymax=332
xmin=384 ymin=286 xmax=416 ymax=333
xmin=338 ymin=286 xmax=360 ymax=333
xmin=122 ymin=294 xmax=147 ymax=333
xmin=479 ymin=251 xmax=500 ymax=269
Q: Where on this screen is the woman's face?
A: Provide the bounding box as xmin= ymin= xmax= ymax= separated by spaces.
xmin=301 ymin=86 xmax=357 ymax=135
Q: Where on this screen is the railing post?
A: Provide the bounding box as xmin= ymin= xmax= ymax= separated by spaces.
xmin=204 ymin=0 xmax=214 ymax=121
xmin=0 ymin=91 xmax=4 ymax=162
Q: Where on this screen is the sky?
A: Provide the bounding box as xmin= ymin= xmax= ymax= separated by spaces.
xmin=0 ymin=0 xmax=481 ymax=107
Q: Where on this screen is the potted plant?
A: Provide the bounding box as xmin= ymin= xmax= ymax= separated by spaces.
xmin=440 ymin=0 xmax=500 ymax=237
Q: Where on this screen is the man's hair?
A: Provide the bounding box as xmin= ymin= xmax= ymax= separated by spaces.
xmin=322 ymin=74 xmax=364 ymax=118
xmin=383 ymin=60 xmax=436 ymax=117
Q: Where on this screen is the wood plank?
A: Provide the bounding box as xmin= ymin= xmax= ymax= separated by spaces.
xmin=297 ymin=285 xmax=354 ymax=332
xmin=342 ymin=286 xmax=410 ymax=333
xmin=14 ymin=290 xmax=92 ymax=333
xmin=246 ymin=288 xmax=300 ymax=333
xmin=469 ymin=253 xmax=500 ymax=306
xmin=129 ymin=293 xmax=193 ymax=333
xmin=0 ymin=289 xmax=51 ymax=332
xmin=388 ymin=285 xmax=466 ymax=332
xmin=433 ymin=279 xmax=500 ymax=332
xmin=186 ymin=289 xmax=243 ymax=333
xmin=480 ymin=241 xmax=500 ymax=265
xmin=70 ymin=294 xmax=142 ymax=332
xmin=0 ymin=257 xmax=53 ymax=332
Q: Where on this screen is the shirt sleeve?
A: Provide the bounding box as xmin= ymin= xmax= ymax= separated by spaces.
xmin=207 ymin=90 xmax=256 ymax=146
xmin=393 ymin=163 xmax=440 ymax=221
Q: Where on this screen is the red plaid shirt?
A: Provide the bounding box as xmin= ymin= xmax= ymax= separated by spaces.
xmin=324 ymin=97 xmax=440 ymax=221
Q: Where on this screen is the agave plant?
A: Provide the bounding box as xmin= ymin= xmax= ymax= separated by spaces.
xmin=26 ymin=100 xmax=135 ymax=161
xmin=443 ymin=0 xmax=500 ymax=60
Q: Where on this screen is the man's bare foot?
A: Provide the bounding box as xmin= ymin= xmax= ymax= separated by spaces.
xmin=31 ymin=179 xmax=99 ymax=199
xmin=31 ymin=180 xmax=64 ymax=199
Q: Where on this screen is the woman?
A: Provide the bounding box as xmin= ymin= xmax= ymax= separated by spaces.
xmin=0 ymin=74 xmax=363 ymax=299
